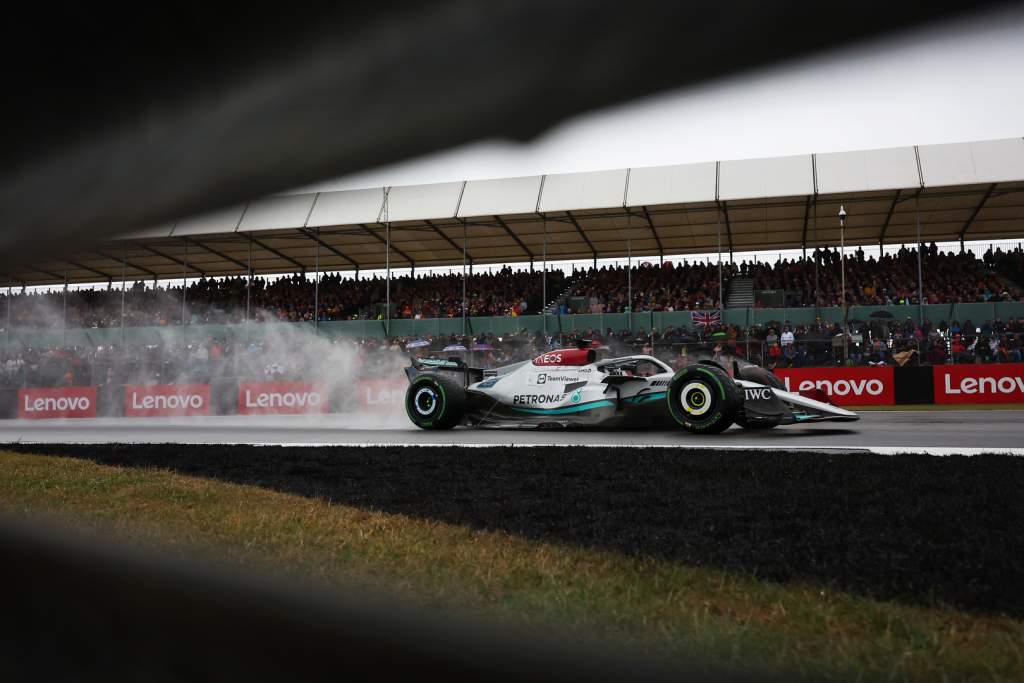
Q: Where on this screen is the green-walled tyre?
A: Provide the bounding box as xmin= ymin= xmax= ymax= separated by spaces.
xmin=666 ymin=365 xmax=742 ymax=434
xmin=405 ymin=373 xmax=465 ymax=430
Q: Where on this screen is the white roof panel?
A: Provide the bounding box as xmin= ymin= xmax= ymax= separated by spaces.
xmin=240 ymin=194 xmax=317 ymax=232
xmin=306 ymin=187 xmax=385 ymax=227
xmin=172 ymin=205 xmax=246 ymax=236
xmin=626 ymin=162 xmax=716 ymax=206
xmin=918 ymin=142 xmax=978 ymax=187
xmin=539 ymin=169 xmax=629 ymax=213
xmin=816 ymin=146 xmax=921 ymax=194
xmin=969 ymin=138 xmax=1024 ymax=183
xmin=385 ymin=181 xmax=464 ymax=222
xmin=718 ymin=154 xmax=813 ymax=201
xmin=921 ymin=137 xmax=1024 ymax=187
xmin=458 ymin=175 xmax=542 ymax=217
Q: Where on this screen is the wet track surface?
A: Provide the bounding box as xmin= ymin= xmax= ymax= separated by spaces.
xmin=1 ymin=410 xmax=1022 ymax=452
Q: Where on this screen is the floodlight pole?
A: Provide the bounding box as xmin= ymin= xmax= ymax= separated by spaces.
xmin=839 ymin=206 xmax=848 ymax=365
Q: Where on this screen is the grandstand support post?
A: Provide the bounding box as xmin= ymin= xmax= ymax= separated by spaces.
xmin=915 ymin=195 xmax=924 ymax=326
xmin=813 ymin=196 xmax=820 ymax=315
xmin=313 ymin=227 xmax=320 ymax=335
xmin=462 ymin=219 xmax=467 ymax=338
xmin=62 ymin=270 xmax=68 ymax=346
xmin=716 ymin=208 xmax=724 ymax=312
xmin=120 ymin=243 xmax=127 ymax=346
xmin=542 ymin=214 xmax=547 ymax=336
xmin=839 ymin=206 xmax=848 ymax=365
xmin=6 ymin=281 xmax=11 ymax=350
xmin=246 ymin=236 xmax=252 ymax=343
xmin=627 ymin=210 xmax=632 ymax=332
xmin=384 ymin=191 xmax=390 ymax=338
xmin=181 ymin=239 xmax=188 ymax=342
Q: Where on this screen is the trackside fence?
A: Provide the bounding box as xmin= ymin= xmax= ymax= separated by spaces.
xmin=4 ymin=303 xmax=1024 ymax=349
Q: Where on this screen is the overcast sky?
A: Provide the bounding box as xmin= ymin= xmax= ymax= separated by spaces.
xmin=294 ymin=4 xmax=1024 ymax=194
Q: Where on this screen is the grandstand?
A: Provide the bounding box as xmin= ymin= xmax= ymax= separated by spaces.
xmin=2 ymin=137 xmax=1023 ymax=366
xmin=3 ymin=137 xmax=1021 ymax=284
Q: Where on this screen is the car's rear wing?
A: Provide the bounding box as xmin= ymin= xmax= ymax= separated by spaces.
xmin=405 ymin=357 xmax=484 ymax=387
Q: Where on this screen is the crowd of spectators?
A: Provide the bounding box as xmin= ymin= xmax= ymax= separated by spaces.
xmin=737 ymin=244 xmax=1020 ymax=307
xmin=4 ymin=315 xmax=1023 ymax=390
xmin=988 ymin=245 xmax=1024 ymax=286
xmin=550 ymin=244 xmax=1021 ymax=312
xmin=0 ymin=267 xmax=566 ymax=328
xmin=568 ymin=261 xmax=722 ymax=313
xmin=0 ymin=245 xmax=1021 ymax=331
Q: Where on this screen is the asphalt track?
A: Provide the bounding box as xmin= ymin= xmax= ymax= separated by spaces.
xmin=0 ymin=410 xmax=1021 ymax=454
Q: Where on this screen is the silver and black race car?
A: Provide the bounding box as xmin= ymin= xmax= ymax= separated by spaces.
xmin=403 ymin=344 xmax=858 ymax=432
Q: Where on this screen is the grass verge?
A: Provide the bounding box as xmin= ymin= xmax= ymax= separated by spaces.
xmin=1 ymin=449 xmax=1021 ymax=682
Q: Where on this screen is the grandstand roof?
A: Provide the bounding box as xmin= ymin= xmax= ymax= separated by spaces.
xmin=7 ymin=137 xmax=1024 ymax=286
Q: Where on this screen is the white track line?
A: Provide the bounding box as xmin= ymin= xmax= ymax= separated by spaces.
xmin=81 ymin=440 xmax=1024 ymax=456
xmin=248 ymin=443 xmax=1024 ymax=456
xmin=11 ymin=440 xmax=1018 ymax=456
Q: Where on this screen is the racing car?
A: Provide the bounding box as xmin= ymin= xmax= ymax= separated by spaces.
xmin=403 ymin=344 xmax=858 ymax=432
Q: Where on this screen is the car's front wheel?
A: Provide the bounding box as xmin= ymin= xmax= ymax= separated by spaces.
xmin=405 ymin=373 xmax=465 ymax=430
xmin=667 ymin=365 xmax=742 ymax=434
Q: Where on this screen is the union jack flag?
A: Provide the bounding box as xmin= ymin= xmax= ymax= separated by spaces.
xmin=690 ymin=310 xmax=722 ymax=328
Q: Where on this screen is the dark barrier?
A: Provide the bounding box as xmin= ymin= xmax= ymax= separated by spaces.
xmin=97 ymin=384 xmax=120 ymax=417
xmin=0 ymin=388 xmax=15 ymax=419
xmin=894 ymin=367 xmax=935 ymax=405
xmin=0 ymin=515 xmax=778 ymax=683
xmin=212 ymin=378 xmax=239 ymax=415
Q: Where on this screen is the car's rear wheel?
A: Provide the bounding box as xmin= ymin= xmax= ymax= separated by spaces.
xmin=667 ymin=365 xmax=741 ymax=434
xmin=405 ymin=373 xmax=465 ymax=430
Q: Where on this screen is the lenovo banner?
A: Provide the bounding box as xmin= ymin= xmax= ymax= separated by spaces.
xmin=933 ymin=364 xmax=1024 ymax=404
xmin=774 ymin=367 xmax=895 ymax=406
xmin=238 ymin=381 xmax=330 ymax=415
xmin=357 ymin=379 xmax=407 ymax=411
xmin=18 ymin=386 xmax=98 ymax=419
xmin=124 ymin=384 xmax=211 ymax=417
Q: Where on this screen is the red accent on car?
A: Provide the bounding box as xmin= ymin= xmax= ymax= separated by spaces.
xmin=798 ymin=388 xmax=833 ymax=405
xmin=532 ymin=348 xmax=596 ymax=366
